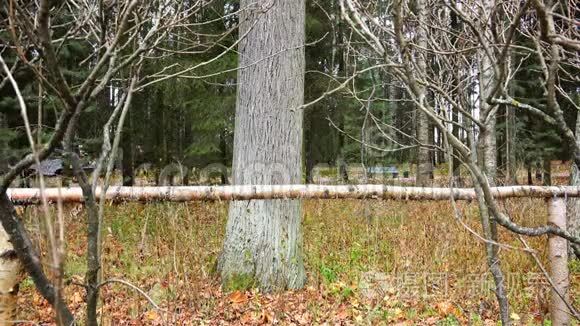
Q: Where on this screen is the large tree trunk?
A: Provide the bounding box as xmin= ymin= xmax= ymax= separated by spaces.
xmin=415 ymin=0 xmax=432 ymax=187
xmin=217 ymin=0 xmax=306 ymax=291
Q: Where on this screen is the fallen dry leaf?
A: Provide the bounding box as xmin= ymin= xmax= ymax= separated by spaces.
xmin=258 ymin=309 xmax=274 ymax=324
xmin=228 ymin=290 xmax=249 ymax=304
xmin=435 ymin=301 xmax=455 ymax=316
xmin=296 ymin=312 xmax=311 ymax=325
xmin=392 ymin=307 xmax=404 ymax=319
xmin=510 ymin=312 xmax=521 ymax=321
xmin=240 ymin=311 xmax=254 ymax=323
xmin=144 ymin=310 xmax=160 ymax=322
xmin=335 ymin=306 xmax=350 ymax=320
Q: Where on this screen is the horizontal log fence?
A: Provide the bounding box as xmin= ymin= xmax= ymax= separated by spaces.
xmin=6 ymin=185 xmax=580 ymax=204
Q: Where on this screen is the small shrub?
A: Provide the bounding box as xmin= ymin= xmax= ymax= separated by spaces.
xmin=320 ymin=263 xmax=339 ymax=283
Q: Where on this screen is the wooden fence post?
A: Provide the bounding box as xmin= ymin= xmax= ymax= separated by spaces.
xmin=547 ymin=197 xmax=570 ymax=326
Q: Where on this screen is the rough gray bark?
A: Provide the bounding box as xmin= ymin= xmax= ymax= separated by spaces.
xmin=475 ymin=1 xmax=508 ymax=323
xmin=472 ymin=181 xmax=510 ymax=325
xmin=477 ymin=0 xmax=497 ymax=184
xmin=217 ymin=0 xmax=306 ymax=291
xmin=415 ymin=0 xmax=433 ymax=187
xmin=478 ymin=67 xmax=497 ymax=184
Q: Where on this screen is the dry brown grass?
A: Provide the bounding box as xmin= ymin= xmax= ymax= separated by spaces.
xmin=17 ymin=198 xmax=579 ymax=325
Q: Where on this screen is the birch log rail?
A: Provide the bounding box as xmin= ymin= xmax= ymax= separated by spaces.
xmin=6 ymin=185 xmax=580 ymax=204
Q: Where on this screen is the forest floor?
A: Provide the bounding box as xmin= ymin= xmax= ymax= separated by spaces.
xmin=17 ymin=196 xmax=580 ymax=325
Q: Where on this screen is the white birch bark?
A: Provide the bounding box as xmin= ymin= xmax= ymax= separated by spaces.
xmin=415 ymin=0 xmax=433 ymax=187
xmin=548 ymin=198 xmax=570 ymax=325
xmin=0 ymin=228 xmax=23 ymax=325
xmin=216 ymin=0 xmax=306 ymax=291
xmin=477 ymin=0 xmax=497 ymax=183
xmin=475 ymin=3 xmax=508 ymax=321
xmin=9 ymin=185 xmax=580 ymax=203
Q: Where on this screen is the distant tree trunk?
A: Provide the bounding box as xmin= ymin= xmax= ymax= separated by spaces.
xmin=543 ymin=158 xmax=552 ymax=186
xmin=415 ymin=112 xmax=432 ymax=185
xmin=219 ymin=132 xmax=229 ymax=185
xmin=218 ymin=0 xmax=306 ymax=291
xmin=450 ymin=42 xmax=462 ymax=183
xmin=121 ymin=110 xmax=134 ymax=186
xmin=160 ymin=93 xmax=168 ymax=166
xmin=154 ymin=89 xmax=166 ymax=185
xmin=527 ymin=163 xmax=533 ymax=185
xmin=0 ymin=113 xmax=7 ymax=175
xmin=505 ymin=99 xmax=517 ymax=185
xmin=334 ymin=15 xmax=348 ymax=184
xmin=337 ymin=130 xmax=349 ymax=183
xmin=452 ymin=123 xmax=462 ymax=184
xmin=415 ymin=0 xmax=432 ymax=187
xmin=567 ymin=111 xmax=580 ymax=259
xmin=496 ymin=113 xmax=505 ymax=182
xmin=305 ymin=114 xmax=314 ymax=183
xmin=431 ymin=121 xmax=437 ymax=166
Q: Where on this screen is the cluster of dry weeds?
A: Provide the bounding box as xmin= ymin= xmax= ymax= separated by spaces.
xmin=17 ymin=198 xmax=579 ymax=324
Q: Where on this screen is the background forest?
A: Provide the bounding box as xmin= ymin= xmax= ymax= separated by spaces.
xmin=3 ymin=0 xmax=576 ymax=187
